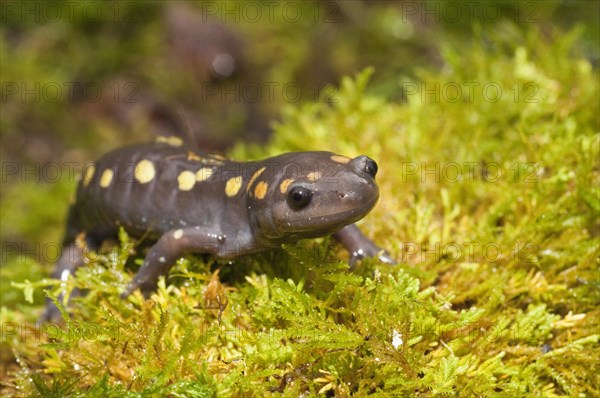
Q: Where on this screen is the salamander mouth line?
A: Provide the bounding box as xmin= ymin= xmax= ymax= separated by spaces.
xmin=284 ymin=196 xmax=379 ymax=227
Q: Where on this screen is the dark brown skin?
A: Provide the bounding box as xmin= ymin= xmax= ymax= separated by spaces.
xmin=44 ymin=141 xmax=394 ymax=320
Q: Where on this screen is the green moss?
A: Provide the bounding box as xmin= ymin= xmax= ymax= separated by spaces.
xmin=2 ymin=18 xmax=599 ymax=398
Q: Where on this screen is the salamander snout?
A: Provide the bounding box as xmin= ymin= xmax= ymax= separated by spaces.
xmin=352 ymin=156 xmax=378 ymax=178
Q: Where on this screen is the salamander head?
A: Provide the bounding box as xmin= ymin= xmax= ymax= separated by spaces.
xmin=247 ymin=152 xmax=380 ymax=244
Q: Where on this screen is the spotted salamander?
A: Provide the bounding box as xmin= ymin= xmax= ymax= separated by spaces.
xmin=45 ymin=139 xmax=393 ymax=319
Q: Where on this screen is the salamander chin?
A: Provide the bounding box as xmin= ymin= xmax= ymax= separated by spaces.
xmin=278 ymin=196 xmax=379 ymax=235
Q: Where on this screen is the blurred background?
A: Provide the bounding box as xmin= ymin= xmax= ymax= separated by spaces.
xmin=1 ymin=0 xmax=598 ymax=277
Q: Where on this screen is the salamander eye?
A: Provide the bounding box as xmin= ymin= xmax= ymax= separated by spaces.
xmin=364 ymin=157 xmax=378 ymax=178
xmin=287 ymin=186 xmax=313 ymax=210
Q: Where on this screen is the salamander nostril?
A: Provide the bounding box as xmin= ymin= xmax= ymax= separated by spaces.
xmin=364 ymin=157 xmax=378 ymax=178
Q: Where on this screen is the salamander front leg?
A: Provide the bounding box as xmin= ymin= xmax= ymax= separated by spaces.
xmin=121 ymin=227 xmax=235 ymax=298
xmin=332 ymin=224 xmax=396 ymax=268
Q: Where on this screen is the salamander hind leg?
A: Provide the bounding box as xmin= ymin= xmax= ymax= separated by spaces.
xmin=42 ymin=240 xmax=86 ymax=322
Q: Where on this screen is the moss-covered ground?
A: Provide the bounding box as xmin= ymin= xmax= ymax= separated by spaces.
xmin=1 ymin=2 xmax=599 ymax=397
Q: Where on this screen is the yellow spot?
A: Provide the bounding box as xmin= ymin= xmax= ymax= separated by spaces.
xmin=187 ymin=151 xmax=202 ymax=161
xmin=279 ymin=178 xmax=294 ymax=193
xmin=134 ymin=159 xmax=156 ymax=184
xmin=225 ymin=177 xmax=242 ymax=197
xmin=99 ymin=169 xmax=114 ymax=188
xmin=82 ymin=164 xmax=95 ymax=187
xmin=177 ymin=170 xmax=196 ymax=191
xmin=254 ymin=181 xmax=269 ymax=199
xmin=307 ymin=171 xmax=321 ymax=181
xmin=204 ymin=157 xmax=224 ymax=165
xmin=75 ymin=232 xmax=87 ymax=250
xmin=192 ymin=153 xmax=225 ymax=165
xmin=246 ymin=166 xmax=266 ymax=192
xmin=156 ymin=135 xmax=183 ymax=147
xmin=196 ymin=167 xmax=214 ymax=182
xmin=173 ymin=229 xmax=184 ymax=239
xmin=331 ymin=155 xmax=350 ymax=164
